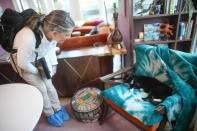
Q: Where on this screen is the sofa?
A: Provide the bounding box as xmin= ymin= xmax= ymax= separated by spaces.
xmin=57 ymin=21 xmax=114 ymax=51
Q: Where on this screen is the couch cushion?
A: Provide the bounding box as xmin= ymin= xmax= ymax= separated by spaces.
xmin=83 ymin=20 xmax=104 ymax=26
xmin=57 ymin=33 xmax=108 ymax=50
xmin=100 ymin=83 xmax=164 ymax=126
xmin=98 ymin=25 xmax=114 ymax=34
xmin=73 ymin=26 xmax=95 ymax=36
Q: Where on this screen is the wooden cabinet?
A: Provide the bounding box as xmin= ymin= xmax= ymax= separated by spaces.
xmin=128 ymin=0 xmax=197 ymax=65
xmin=53 ymin=45 xmax=126 ymax=97
xmin=52 ymin=55 xmax=113 ymax=97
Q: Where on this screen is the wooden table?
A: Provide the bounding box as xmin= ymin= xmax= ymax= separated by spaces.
xmin=57 ymin=44 xmax=127 ymax=59
xmin=0 ymin=83 xmax=43 ymax=131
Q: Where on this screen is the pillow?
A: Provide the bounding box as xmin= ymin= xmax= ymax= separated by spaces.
xmin=92 ymin=20 xmax=104 ymax=26
xmin=98 ymin=25 xmax=114 ymax=34
xmin=57 ymin=33 xmax=108 ymax=50
xmin=89 ymin=26 xmax=98 ymax=35
xmin=73 ymin=26 xmax=95 ymax=36
xmin=83 ymin=20 xmax=104 ymax=26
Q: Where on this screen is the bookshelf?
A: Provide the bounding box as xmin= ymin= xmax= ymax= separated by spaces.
xmin=129 ymin=0 xmax=197 ymax=65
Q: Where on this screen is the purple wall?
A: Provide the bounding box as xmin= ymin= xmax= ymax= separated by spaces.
xmin=118 ymin=0 xmax=131 ymax=66
xmin=0 ymin=0 xmax=15 ymax=10
xmin=0 ymin=45 xmax=7 ymax=56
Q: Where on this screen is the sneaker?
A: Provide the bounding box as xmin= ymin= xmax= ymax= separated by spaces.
xmin=56 ymin=107 xmax=70 ymax=121
xmin=47 ymin=113 xmax=63 ymax=127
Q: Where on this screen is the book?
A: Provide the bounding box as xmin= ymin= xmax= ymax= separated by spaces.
xmin=176 ymin=0 xmax=181 ymax=13
xmin=37 ymin=55 xmax=54 ymax=79
xmin=170 ymin=0 xmax=174 ymax=14
xmin=188 ymin=20 xmax=194 ymax=39
xmin=173 ymin=0 xmax=178 ymax=13
xmin=178 ymin=22 xmax=184 ymax=40
xmin=133 ymin=0 xmax=154 ymax=16
xmin=165 ymin=0 xmax=170 ymax=14
xmin=144 ymin=23 xmax=160 ymax=41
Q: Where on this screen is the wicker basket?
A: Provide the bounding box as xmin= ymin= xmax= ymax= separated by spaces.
xmin=71 ymin=87 xmax=103 ymax=122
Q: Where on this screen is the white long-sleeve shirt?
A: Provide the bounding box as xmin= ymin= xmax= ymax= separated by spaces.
xmin=13 ymin=27 xmax=58 ymax=74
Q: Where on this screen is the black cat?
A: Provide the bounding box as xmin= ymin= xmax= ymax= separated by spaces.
xmin=123 ymin=73 xmax=173 ymax=105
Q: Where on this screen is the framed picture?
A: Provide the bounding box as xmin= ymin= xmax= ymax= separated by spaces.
xmin=144 ymin=23 xmax=160 ymax=41
xmin=133 ymin=0 xmax=154 ymax=16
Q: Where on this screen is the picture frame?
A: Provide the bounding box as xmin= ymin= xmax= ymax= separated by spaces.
xmin=133 ymin=0 xmax=154 ymax=16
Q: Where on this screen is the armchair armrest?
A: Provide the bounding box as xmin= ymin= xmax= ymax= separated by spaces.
xmin=100 ymin=66 xmax=134 ymax=89
xmin=155 ymin=105 xmax=166 ymax=115
xmin=100 ymin=66 xmax=134 ymax=82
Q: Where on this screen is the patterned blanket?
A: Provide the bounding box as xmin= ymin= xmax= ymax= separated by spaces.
xmin=100 ymin=45 xmax=197 ymax=131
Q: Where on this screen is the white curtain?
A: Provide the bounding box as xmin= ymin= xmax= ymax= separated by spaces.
xmin=39 ymin=0 xmax=55 ymax=14
xmin=26 ymin=0 xmax=37 ymax=12
xmin=69 ymin=0 xmax=82 ymax=21
xmin=98 ymin=0 xmax=106 ymax=21
xmin=12 ymin=0 xmax=118 ymax=21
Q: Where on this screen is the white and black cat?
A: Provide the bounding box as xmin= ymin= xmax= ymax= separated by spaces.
xmin=123 ymin=73 xmax=173 ymax=105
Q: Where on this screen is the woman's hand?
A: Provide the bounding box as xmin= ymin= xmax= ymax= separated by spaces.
xmin=52 ymin=66 xmax=57 ymax=74
xmin=56 ymin=48 xmax=61 ymax=55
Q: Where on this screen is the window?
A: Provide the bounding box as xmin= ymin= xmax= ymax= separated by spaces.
xmin=79 ymin=0 xmax=100 ymax=21
xmin=54 ymin=0 xmax=70 ymax=12
xmin=104 ymin=0 xmax=119 ymax=23
xmin=15 ymin=0 xmax=44 ymax=13
xmin=13 ymin=0 xmax=119 ymax=22
xmin=78 ymin=0 xmax=118 ymax=22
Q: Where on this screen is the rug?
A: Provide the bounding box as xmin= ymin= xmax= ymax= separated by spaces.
xmin=33 ymin=101 xmax=140 ymax=131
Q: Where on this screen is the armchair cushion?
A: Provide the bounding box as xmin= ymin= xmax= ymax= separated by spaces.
xmin=73 ymin=26 xmax=95 ymax=36
xmin=100 ymin=83 xmax=181 ymax=126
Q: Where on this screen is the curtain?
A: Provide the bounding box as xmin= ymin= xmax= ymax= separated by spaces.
xmin=12 ymin=0 xmax=118 ymax=21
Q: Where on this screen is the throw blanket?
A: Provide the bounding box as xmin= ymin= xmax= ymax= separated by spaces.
xmin=134 ymin=45 xmax=197 ymax=131
xmin=100 ymin=44 xmax=197 ymax=130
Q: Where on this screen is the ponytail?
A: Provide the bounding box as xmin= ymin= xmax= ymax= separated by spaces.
xmin=25 ymin=13 xmax=43 ymax=48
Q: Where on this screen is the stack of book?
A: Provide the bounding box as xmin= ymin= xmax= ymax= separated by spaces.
xmin=164 ymin=0 xmax=180 ymax=14
xmin=178 ymin=20 xmax=194 ymax=40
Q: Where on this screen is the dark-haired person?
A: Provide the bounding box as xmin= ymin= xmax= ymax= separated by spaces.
xmin=11 ymin=10 xmax=75 ymax=127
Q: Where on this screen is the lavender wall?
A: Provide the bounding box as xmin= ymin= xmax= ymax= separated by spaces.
xmin=0 ymin=0 xmax=15 ymax=10
xmin=118 ymin=0 xmax=131 ymax=66
xmin=0 ymin=45 xmax=7 ymax=56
